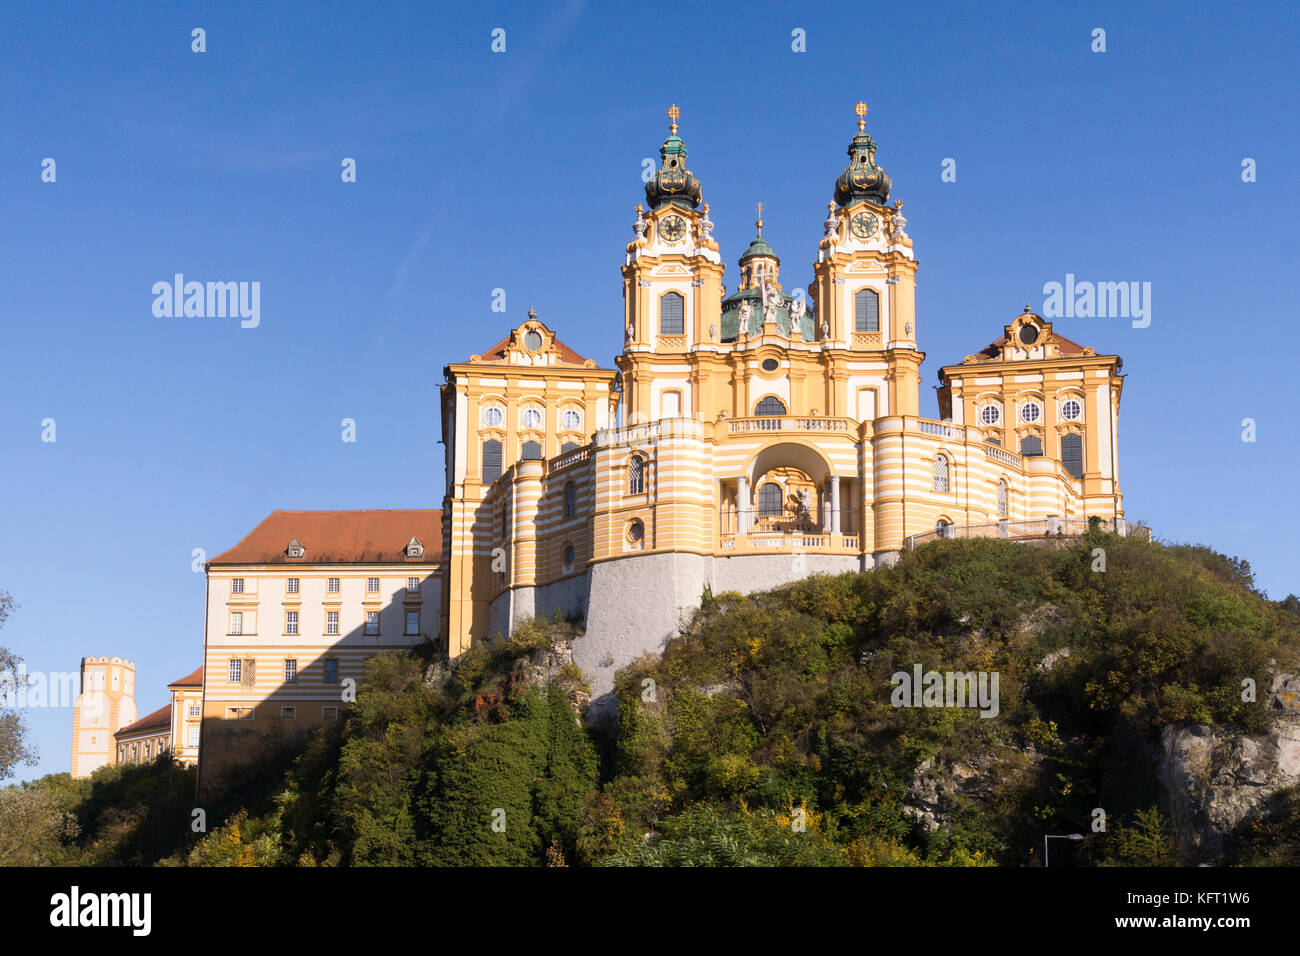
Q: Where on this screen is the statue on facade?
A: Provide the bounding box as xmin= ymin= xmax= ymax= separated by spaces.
xmin=789 ymin=297 xmax=806 ymax=327
xmin=760 ymin=277 xmax=781 ymax=326
xmin=890 ymin=200 xmax=909 ymax=241
xmin=823 ymin=201 xmax=840 ymax=240
xmin=737 ymin=298 xmax=753 ymax=334
xmin=699 ymin=201 xmax=714 ymax=242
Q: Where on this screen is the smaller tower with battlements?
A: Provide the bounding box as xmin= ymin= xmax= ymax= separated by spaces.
xmin=71 ymin=655 xmax=137 ymax=778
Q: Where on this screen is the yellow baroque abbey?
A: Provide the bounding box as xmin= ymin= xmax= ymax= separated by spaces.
xmin=440 ymin=104 xmax=1132 ymax=701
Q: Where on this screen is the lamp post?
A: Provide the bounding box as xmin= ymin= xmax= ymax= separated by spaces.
xmin=1044 ymin=833 xmax=1084 ymax=867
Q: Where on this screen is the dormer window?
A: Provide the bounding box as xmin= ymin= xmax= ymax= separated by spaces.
xmin=405 ymin=536 xmax=424 ymax=559
xmin=1018 ymin=324 xmax=1039 ymax=345
xmin=286 ymin=539 xmax=305 ymax=559
xmin=524 ymin=330 xmax=543 ymax=351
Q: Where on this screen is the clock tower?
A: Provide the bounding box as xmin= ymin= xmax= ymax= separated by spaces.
xmin=618 ymin=106 xmax=725 ymax=425
xmin=812 ymin=102 xmax=923 ymax=417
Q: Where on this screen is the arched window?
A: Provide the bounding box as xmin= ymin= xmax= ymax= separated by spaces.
xmin=563 ymin=481 xmax=575 ymax=520
xmin=997 ymin=480 xmax=1008 ymax=516
xmin=660 ymin=292 xmax=685 ymax=335
xmin=1061 ymin=433 xmax=1084 ymax=478
xmin=521 ymin=440 xmax=542 ymax=460
xmin=482 ymin=439 xmax=503 ymax=482
xmin=560 ymin=441 xmax=578 ymax=453
xmin=932 ymin=454 xmax=950 ymax=493
xmin=855 ymin=289 xmax=880 ymax=332
xmin=754 ymin=396 xmax=787 ymax=417
xmin=758 ymin=482 xmax=783 ymax=517
xmin=628 ymin=455 xmax=646 ymax=495
xmin=1019 ymin=435 xmax=1043 ymax=457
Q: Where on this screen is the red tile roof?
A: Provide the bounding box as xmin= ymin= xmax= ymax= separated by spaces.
xmin=209 ymin=510 xmax=443 ymax=565
xmin=972 ymin=330 xmax=1088 ymax=362
xmin=169 ymin=666 xmax=203 ymax=688
xmin=115 ymin=704 xmax=171 ymax=738
xmin=476 ymin=333 xmax=592 ymax=366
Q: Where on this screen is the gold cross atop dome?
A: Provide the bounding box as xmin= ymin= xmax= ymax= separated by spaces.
xmin=668 ymin=104 xmax=680 ymax=135
xmin=855 ymin=100 xmax=868 ymax=131
xmin=755 ymin=201 xmax=764 ymax=237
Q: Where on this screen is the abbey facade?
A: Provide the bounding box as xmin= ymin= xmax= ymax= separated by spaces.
xmin=439 ymin=105 xmax=1128 ymax=699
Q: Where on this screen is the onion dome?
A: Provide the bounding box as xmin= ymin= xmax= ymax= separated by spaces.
xmin=737 ymin=203 xmax=780 ymax=278
xmin=645 ymin=105 xmax=702 ymax=211
xmin=833 ymin=101 xmax=891 ymax=208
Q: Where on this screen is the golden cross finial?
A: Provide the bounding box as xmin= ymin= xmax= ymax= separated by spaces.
xmin=667 ymin=104 xmax=680 ymax=134
xmin=855 ymin=100 xmax=868 ymax=131
xmin=755 ymin=201 xmax=764 ymax=236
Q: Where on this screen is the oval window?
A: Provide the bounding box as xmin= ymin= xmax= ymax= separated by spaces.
xmin=483 ymin=407 xmax=503 ymax=427
xmin=762 ymin=358 xmax=779 ymax=372
xmin=524 ymin=330 xmax=543 ymax=351
xmin=1018 ymin=324 xmax=1039 ymax=345
xmin=1061 ymin=399 xmax=1082 ymax=421
xmin=522 ymin=408 xmax=542 ymax=429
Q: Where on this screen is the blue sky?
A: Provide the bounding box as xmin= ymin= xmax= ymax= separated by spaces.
xmin=1 ymin=0 xmax=1297 ymax=780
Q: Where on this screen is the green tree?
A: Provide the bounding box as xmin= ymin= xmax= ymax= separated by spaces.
xmin=0 ymin=590 xmax=37 ymax=781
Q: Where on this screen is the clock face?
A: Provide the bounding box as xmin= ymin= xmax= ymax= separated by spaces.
xmin=850 ymin=212 xmax=879 ymax=240
xmin=660 ymin=215 xmax=686 ymax=242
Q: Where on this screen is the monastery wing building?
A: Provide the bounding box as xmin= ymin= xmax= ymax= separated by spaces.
xmin=441 ymin=103 xmax=1129 ymax=698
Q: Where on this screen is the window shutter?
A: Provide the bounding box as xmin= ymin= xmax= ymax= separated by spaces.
xmin=660 ymin=292 xmax=684 ymax=335
xmin=521 ymin=440 xmax=542 ymax=460
xmin=482 ymin=439 xmax=503 ymax=481
xmin=1019 ymin=435 xmax=1043 ymax=457
xmin=1061 ymin=433 xmax=1084 ymax=478
xmin=855 ymin=289 xmax=879 ymax=332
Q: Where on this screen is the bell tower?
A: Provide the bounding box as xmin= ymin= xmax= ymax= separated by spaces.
xmin=619 ymin=106 xmax=724 ymax=425
xmin=812 ymin=102 xmax=922 ymax=417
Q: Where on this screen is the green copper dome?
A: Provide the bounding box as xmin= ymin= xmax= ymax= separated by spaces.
xmin=645 ymin=106 xmax=702 ymax=211
xmin=834 ymin=102 xmax=892 ymax=208
xmin=739 ymin=236 xmax=779 ymax=263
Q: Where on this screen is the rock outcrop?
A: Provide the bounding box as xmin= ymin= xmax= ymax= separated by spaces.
xmin=1160 ymin=671 xmax=1300 ymax=860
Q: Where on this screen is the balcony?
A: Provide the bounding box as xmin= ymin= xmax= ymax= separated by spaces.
xmin=720 ymin=530 xmax=862 ymax=553
xmin=725 ymin=416 xmax=855 ymax=434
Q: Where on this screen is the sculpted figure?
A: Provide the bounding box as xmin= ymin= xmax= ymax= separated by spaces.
xmin=737 ymin=299 xmax=753 ymax=334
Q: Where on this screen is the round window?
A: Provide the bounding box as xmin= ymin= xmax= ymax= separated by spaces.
xmin=980 ymin=405 xmax=1001 ymax=426
xmin=563 ymin=544 xmax=575 ymax=568
xmin=1061 ymin=399 xmax=1082 ymax=421
xmin=524 ymin=330 xmax=543 ymax=351
xmin=762 ymin=358 xmax=779 ymax=372
xmin=1018 ymin=324 xmax=1039 ymax=345
xmin=561 ymin=409 xmax=581 ymax=430
xmin=1021 ymin=402 xmax=1042 ymax=424
xmin=522 ymin=408 xmax=542 ymax=429
xmin=483 ymin=406 xmax=503 ymax=428
xmin=627 ymin=520 xmax=644 ymax=544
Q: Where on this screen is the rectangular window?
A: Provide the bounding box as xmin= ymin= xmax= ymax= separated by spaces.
xmin=287 ymin=577 xmax=299 ymax=594
xmin=322 ymin=706 xmax=339 ymax=722
xmin=327 ymin=577 xmax=340 ymax=593
xmin=229 ymin=611 xmax=243 ymax=636
xmin=224 ymin=706 xmax=253 ymax=720
xmin=285 ymin=611 xmax=298 ymax=635
xmin=405 ymin=610 xmax=419 ymax=636
xmin=407 ymin=576 xmax=420 ymax=593
xmin=482 ymin=439 xmax=503 ymax=483
xmin=186 ymin=726 xmax=199 ymax=747
xmin=188 ymin=704 xmax=200 ymax=717
xmin=365 ymin=611 xmax=379 ymax=636
xmin=227 ymin=659 xmax=241 ymax=683
xmin=367 ymin=577 xmax=380 ymax=593
xmin=280 ymin=706 xmax=297 ymax=720
xmin=855 ymin=289 xmax=880 ymax=333
xmin=284 ymin=659 xmax=297 ymax=683
xmin=659 ymin=291 xmax=685 ymax=335
xmin=230 ymin=578 xmax=244 ymax=594
xmin=324 ymin=658 xmax=339 ymax=683
xmin=326 ymin=611 xmax=339 ymax=635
